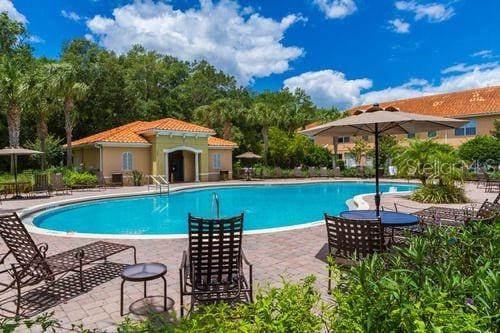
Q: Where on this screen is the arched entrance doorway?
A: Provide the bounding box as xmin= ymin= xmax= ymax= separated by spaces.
xmin=164 ymin=146 xmax=201 ymax=182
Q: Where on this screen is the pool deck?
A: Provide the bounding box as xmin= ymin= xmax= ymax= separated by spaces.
xmin=0 ymin=179 xmax=495 ymax=331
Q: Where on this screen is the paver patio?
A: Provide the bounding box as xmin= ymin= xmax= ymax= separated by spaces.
xmin=0 ymin=179 xmax=495 ymax=331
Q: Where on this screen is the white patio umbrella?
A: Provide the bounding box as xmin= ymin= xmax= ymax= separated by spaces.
xmin=300 ymin=104 xmax=468 ymax=217
xmin=0 ymin=147 xmax=43 ymax=199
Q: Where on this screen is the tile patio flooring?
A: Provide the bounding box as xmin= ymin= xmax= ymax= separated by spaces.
xmin=0 ymin=179 xmax=495 ymax=331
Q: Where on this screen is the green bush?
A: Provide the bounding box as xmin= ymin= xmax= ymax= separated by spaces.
xmin=63 ymin=170 xmax=98 ymax=187
xmin=328 ymin=222 xmax=499 ymax=332
xmin=411 ymin=184 xmax=467 ymax=203
xmin=117 ymin=276 xmax=322 ymax=333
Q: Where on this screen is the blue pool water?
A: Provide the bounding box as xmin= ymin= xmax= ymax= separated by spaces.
xmin=33 ymin=182 xmax=416 ymax=235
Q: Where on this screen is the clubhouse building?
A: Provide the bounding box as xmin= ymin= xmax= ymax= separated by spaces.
xmin=71 ymin=118 xmax=237 ymax=183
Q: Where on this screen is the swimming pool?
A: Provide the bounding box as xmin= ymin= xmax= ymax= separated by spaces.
xmin=31 ymin=182 xmax=416 ymax=236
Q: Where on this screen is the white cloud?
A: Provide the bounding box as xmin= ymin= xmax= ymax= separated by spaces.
xmin=284 ymin=62 xmax=500 ymax=109
xmin=84 ymin=33 xmax=94 ymax=42
xmin=283 ymin=69 xmax=373 ymax=108
xmin=395 ymin=1 xmax=454 ymax=22
xmin=61 ymin=10 xmax=81 ymax=22
xmin=313 ymin=0 xmax=357 ymax=19
xmin=472 ymin=49 xmax=494 ymax=59
xmin=441 ymin=62 xmax=498 ymax=74
xmin=27 ymin=35 xmax=44 ymax=44
xmin=388 ymin=18 xmax=410 ymax=33
xmin=86 ymin=0 xmax=304 ymax=85
xmin=0 ymin=0 xmax=27 ymax=24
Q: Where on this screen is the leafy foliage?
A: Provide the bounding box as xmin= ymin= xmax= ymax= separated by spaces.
xmin=458 ymin=135 xmax=500 ymax=165
xmin=410 ymin=183 xmax=467 ymax=203
xmin=327 ymin=221 xmax=499 ymax=332
xmin=63 ymin=170 xmax=98 ymax=187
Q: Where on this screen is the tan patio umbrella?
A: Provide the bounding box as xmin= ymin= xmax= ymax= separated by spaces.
xmin=236 ymin=152 xmax=262 ymax=159
xmin=301 ymin=104 xmax=468 ymax=216
xmin=0 ymin=147 xmax=43 ymax=199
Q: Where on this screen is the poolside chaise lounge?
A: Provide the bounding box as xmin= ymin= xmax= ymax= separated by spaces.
xmin=324 ymin=214 xmax=386 ymax=291
xmin=31 ymin=174 xmax=50 ymax=198
xmin=179 ymin=213 xmax=253 ymax=317
xmin=393 ymin=193 xmax=499 ymax=227
xmin=0 ymin=213 xmax=137 ymax=316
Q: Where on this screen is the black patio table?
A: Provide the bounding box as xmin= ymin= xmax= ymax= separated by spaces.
xmin=339 ymin=210 xmax=420 ymax=226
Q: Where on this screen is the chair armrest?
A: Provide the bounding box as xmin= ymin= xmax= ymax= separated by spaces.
xmin=179 ymin=250 xmax=187 ymax=271
xmin=0 ymin=251 xmax=12 ymax=265
xmin=241 ymin=250 xmax=252 ymax=267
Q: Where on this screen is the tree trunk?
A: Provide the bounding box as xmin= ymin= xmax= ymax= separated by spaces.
xmin=37 ymin=116 xmax=48 ymax=170
xmin=7 ymin=103 xmax=21 ymax=174
xmin=64 ymin=97 xmax=74 ymax=168
xmin=261 ymin=126 xmax=269 ymax=165
xmin=222 ymin=121 xmax=232 ymax=140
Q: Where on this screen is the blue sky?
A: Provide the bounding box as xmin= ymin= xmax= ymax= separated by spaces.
xmin=4 ymin=0 xmax=500 ymax=109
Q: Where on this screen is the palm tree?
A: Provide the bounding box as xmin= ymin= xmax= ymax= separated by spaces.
xmin=23 ymin=63 xmax=59 ymax=169
xmin=195 ymin=98 xmax=242 ymax=140
xmin=46 ymin=63 xmax=88 ymax=168
xmin=247 ymin=101 xmax=278 ymax=165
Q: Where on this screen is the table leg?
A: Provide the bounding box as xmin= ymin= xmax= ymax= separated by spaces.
xmin=120 ymin=279 xmax=125 ymax=316
xmin=144 ymin=281 xmax=147 ymax=298
xmin=162 ymin=276 xmax=167 ymax=312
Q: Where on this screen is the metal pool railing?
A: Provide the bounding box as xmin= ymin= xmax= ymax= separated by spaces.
xmin=147 ymin=175 xmax=169 ymax=195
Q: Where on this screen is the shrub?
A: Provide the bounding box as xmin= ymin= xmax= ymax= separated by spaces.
xmin=458 ymin=135 xmax=500 ymax=166
xmin=132 ymin=170 xmax=143 ymax=186
xmin=327 ymin=222 xmax=499 ymax=332
xmin=63 ymin=170 xmax=98 ymax=187
xmin=410 ymin=184 xmax=467 ymax=203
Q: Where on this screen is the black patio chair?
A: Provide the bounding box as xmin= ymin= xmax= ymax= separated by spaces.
xmin=324 ymin=214 xmax=386 ymax=291
xmin=31 ymin=174 xmax=50 ymax=198
xmin=0 ymin=213 xmax=137 ymax=316
xmin=179 ymin=213 xmax=253 ymax=317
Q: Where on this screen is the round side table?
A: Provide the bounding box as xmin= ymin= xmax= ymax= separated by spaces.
xmin=120 ymin=263 xmax=172 ymax=316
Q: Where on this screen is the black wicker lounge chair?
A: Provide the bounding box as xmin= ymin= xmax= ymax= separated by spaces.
xmin=324 ymin=214 xmax=386 ymax=291
xmin=179 ymin=213 xmax=253 ymax=317
xmin=397 ymin=193 xmax=500 ymax=227
xmin=0 ymin=213 xmax=137 ymax=316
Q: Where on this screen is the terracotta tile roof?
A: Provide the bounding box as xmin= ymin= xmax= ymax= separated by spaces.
xmin=72 ymin=118 xmax=217 ymax=146
xmin=208 ymin=136 xmax=238 ymax=147
xmin=345 ymin=86 xmax=500 ymax=118
xmin=72 ymin=121 xmax=150 ymax=146
xmin=137 ymin=118 xmax=215 ymax=134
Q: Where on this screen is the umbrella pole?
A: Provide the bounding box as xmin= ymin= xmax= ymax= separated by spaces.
xmin=375 ymin=124 xmax=380 ymax=218
xmin=14 ymin=154 xmax=20 ymax=198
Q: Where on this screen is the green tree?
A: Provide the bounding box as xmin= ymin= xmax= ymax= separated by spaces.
xmin=379 ymin=135 xmax=399 ymax=168
xmin=491 ymin=119 xmax=500 ymax=139
xmin=195 ymin=98 xmax=244 ymax=140
xmin=347 ymin=138 xmax=370 ymax=166
xmin=46 ymin=63 xmax=88 ymax=168
xmin=393 ymin=139 xmax=455 ymax=185
xmin=23 ymin=61 xmax=61 ymax=169
xmin=458 ymin=135 xmax=500 ymax=166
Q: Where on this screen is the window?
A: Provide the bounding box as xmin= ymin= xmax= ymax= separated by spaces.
xmin=337 ymin=136 xmax=350 ymax=143
xmin=428 ymin=130 xmax=437 ymax=138
xmin=122 ymin=152 xmax=133 ymax=171
xmin=407 ymin=132 xmax=415 ymax=139
xmin=212 ymin=153 xmax=221 ymax=169
xmin=455 ymin=118 xmax=477 ymax=136
xmin=362 ymin=135 xmax=369 ymax=141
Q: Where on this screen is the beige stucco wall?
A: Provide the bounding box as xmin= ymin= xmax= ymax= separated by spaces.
xmin=73 ymin=146 xmax=100 ymax=171
xmin=208 ymin=148 xmax=234 ymax=181
xmin=314 ymin=114 xmax=499 ymax=158
xmin=183 ymin=151 xmax=195 ymax=182
xmin=149 ymin=135 xmax=210 ymax=181
xmin=101 ymin=147 xmax=151 ymax=183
